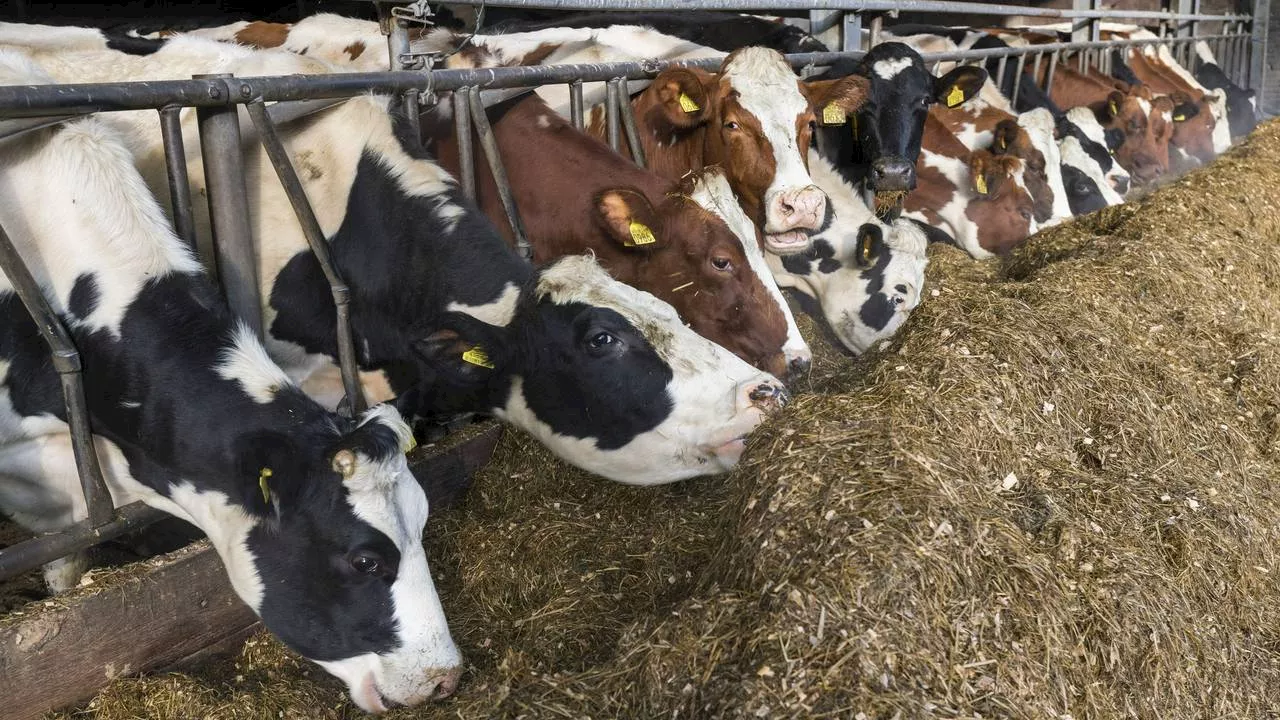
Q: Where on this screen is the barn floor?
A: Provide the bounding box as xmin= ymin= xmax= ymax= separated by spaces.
xmin=33 ymin=117 xmax=1280 ymax=719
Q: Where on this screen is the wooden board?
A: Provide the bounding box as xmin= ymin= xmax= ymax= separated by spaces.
xmin=0 ymin=419 xmax=503 ymax=720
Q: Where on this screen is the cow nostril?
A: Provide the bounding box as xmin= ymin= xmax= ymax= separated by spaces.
xmin=787 ymin=357 xmax=812 ymax=379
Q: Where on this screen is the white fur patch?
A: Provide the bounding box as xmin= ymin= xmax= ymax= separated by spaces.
xmin=1018 ymin=107 xmax=1072 ymax=224
xmin=446 ymin=282 xmax=520 ymax=327
xmin=873 ymin=57 xmax=913 ymax=80
xmin=216 ymin=323 xmax=297 ymax=404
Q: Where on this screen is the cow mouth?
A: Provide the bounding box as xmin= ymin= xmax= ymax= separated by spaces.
xmin=873 ymin=190 xmax=908 ymax=219
xmin=764 ymin=230 xmax=811 ymax=255
xmin=710 ymin=435 xmax=750 ymax=466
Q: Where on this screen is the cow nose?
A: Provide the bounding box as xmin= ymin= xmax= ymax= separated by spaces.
xmin=741 ymin=377 xmax=790 ymax=414
xmin=1112 ymin=175 xmax=1130 ymax=194
xmin=786 ymin=355 xmax=812 ymax=381
xmin=769 ymin=185 xmax=826 ymax=232
xmin=869 ymin=157 xmax=916 ymax=192
xmin=427 ymin=667 xmax=463 ymax=701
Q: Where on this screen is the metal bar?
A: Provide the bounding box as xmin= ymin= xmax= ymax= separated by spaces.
xmin=194 ymin=75 xmax=263 ymax=340
xmin=465 ymin=90 xmax=532 ymax=261
xmin=866 ymin=14 xmax=881 ymax=48
xmin=0 ymin=221 xmax=114 ymax=529
xmin=342 ymin=0 xmax=1249 ymax=23
xmin=995 ymin=55 xmax=1008 ymax=95
xmin=454 ymin=87 xmax=475 ymax=200
xmin=403 ymin=89 xmax=423 ymax=150
xmin=0 ymin=502 xmax=166 ymax=581
xmin=0 ymin=37 xmax=1241 ymax=117
xmin=244 ymin=99 xmax=367 ymax=417
xmin=158 ymin=106 xmax=202 ymax=266
xmin=1250 ymin=0 xmax=1268 ymax=109
xmin=616 ymin=78 xmax=647 ymax=169
xmin=1031 ymin=51 xmax=1043 ymax=90
xmin=1046 ymin=50 xmax=1060 ymax=95
xmin=570 ymin=80 xmax=585 ymax=129
xmin=387 ymin=13 xmax=413 ymax=71
xmin=1012 ymin=53 xmax=1027 ymax=106
xmin=606 ymin=78 xmax=621 ymax=152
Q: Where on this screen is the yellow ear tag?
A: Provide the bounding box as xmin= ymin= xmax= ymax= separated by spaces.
xmin=677 ymin=92 xmax=700 ymax=113
xmin=945 ymin=85 xmax=965 ymax=108
xmin=974 ymin=173 xmax=989 ymax=196
xmin=628 ymin=221 xmax=657 ymax=246
xmin=403 ymin=434 xmax=417 ymax=454
xmin=1108 ymin=100 xmax=1119 ymax=115
xmin=1173 ymin=113 xmax=1186 ymax=122
xmin=861 ymin=236 xmax=874 ymax=263
xmin=996 ymin=134 xmax=1007 ymax=151
xmin=258 ymin=467 xmax=273 ymax=505
xmin=821 ymin=102 xmax=846 ymax=125
xmin=462 ymin=345 xmax=495 ymax=369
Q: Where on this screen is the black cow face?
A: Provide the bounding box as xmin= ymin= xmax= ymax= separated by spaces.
xmin=1060 ymin=164 xmax=1108 ymax=215
xmin=814 ymin=43 xmax=987 ymax=219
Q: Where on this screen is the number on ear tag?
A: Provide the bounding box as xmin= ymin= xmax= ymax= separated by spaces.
xmin=821 ymin=102 xmax=846 ymax=125
xmin=462 ymin=345 xmax=495 ymax=369
xmin=678 ymin=92 xmax=700 ymax=113
xmin=628 ymin=221 xmax=657 ymax=246
xmin=974 ymin=173 xmax=989 ymax=196
xmin=946 ymin=85 xmax=965 ymax=108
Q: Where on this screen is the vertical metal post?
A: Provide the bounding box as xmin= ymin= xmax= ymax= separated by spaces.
xmin=1012 ymin=53 xmax=1027 ymax=106
xmin=605 ymin=78 xmax=621 ymax=153
xmin=570 ymin=79 xmax=584 ymax=130
xmin=244 ymin=99 xmax=366 ymax=417
xmin=388 ymin=14 xmax=412 ymax=71
xmin=616 ymin=78 xmax=647 ymax=169
xmin=194 ymin=74 xmax=263 ymax=339
xmin=157 ymin=105 xmax=204 ymax=268
xmin=867 ymin=14 xmax=882 ymax=49
xmin=845 ymin=12 xmax=864 ymax=52
xmin=1045 ymin=50 xmax=1060 ymax=95
xmin=1031 ymin=51 xmax=1043 ymax=89
xmin=0 ymin=221 xmax=113 ymax=528
xmin=466 ymin=90 xmax=533 ymax=261
xmin=995 ymin=55 xmax=1008 ymax=95
xmin=403 ymin=89 xmax=422 ymax=150
xmin=1250 ymin=0 xmax=1269 ymax=109
xmin=454 ymin=87 xmax=475 ymax=200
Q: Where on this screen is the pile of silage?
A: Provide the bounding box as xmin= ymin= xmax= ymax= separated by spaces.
xmin=53 ymin=119 xmax=1280 ymax=719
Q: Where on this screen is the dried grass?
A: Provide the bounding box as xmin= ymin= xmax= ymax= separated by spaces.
xmin=46 ymin=118 xmax=1280 ymax=719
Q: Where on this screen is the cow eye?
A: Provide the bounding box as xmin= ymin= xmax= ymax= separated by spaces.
xmin=588 ymin=331 xmax=617 ymax=350
xmin=1019 ymin=208 xmax=1034 ymax=221
xmin=723 ymin=121 xmax=740 ymax=131
xmin=349 ymin=552 xmax=383 ymax=576
xmin=711 ymin=257 xmax=733 ymax=271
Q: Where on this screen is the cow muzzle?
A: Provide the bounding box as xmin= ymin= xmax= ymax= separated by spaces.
xmin=868 ymin=157 xmax=917 ymax=193
xmin=1111 ymin=174 xmax=1130 ymax=195
xmin=764 ymin=185 xmax=827 ymax=252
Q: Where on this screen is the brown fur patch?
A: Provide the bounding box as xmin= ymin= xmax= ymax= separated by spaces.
xmin=343 ymin=41 xmax=365 ymax=61
xmin=233 ymin=21 xmax=290 ymax=49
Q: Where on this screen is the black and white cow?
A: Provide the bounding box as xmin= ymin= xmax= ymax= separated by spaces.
xmin=768 ymin=150 xmax=928 ymax=354
xmin=809 ymin=42 xmax=988 ymax=218
xmin=1194 ymin=40 xmax=1258 ymax=139
xmin=12 ymin=37 xmax=789 ymax=486
xmin=487 ymin=10 xmax=829 ymax=54
xmin=0 ymin=49 xmax=460 ymax=713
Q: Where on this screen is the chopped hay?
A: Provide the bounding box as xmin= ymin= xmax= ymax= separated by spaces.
xmin=46 ymin=118 xmax=1280 ymax=719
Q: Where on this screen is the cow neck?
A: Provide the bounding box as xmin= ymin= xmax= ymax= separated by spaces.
xmin=477 ymin=93 xmax=672 ymax=285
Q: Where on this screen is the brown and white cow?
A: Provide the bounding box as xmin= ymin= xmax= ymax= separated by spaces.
xmin=904 ymin=109 xmax=1038 ymax=258
xmin=1120 ymin=48 xmax=1218 ymax=166
xmin=425 ymin=90 xmax=810 ymax=379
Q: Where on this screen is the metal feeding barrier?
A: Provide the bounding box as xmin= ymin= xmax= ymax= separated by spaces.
xmin=0 ymin=0 xmax=1266 ymax=583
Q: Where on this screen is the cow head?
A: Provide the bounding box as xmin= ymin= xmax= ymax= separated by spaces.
xmin=646 ymin=47 xmax=865 ymax=252
xmin=813 ymin=43 xmax=987 ymax=219
xmin=772 ymin=152 xmax=928 ymax=354
xmin=411 ymin=255 xmax=789 ymax=485
xmin=226 ymin=403 xmax=461 ymax=713
xmin=1060 ymin=107 xmax=1131 ymax=196
xmin=1166 ymin=91 xmax=1217 ymax=164
xmin=1096 ymin=89 xmax=1170 ymax=185
xmin=1058 ymin=135 xmax=1124 ymax=215
xmin=965 ymin=150 xmax=1037 ymax=255
xmin=990 ymin=119 xmax=1054 ymax=223
xmin=587 ymin=173 xmax=793 ymax=378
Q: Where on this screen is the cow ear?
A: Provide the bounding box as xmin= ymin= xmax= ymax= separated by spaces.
xmin=802 ymin=75 xmax=870 ymax=126
xmin=1172 ymin=97 xmax=1201 ymax=122
xmin=594 ymin=188 xmax=664 ymax=251
xmin=1102 ymin=90 xmax=1127 ymax=121
xmin=233 ymin=431 xmax=304 ymax=519
xmin=852 ymin=223 xmax=884 ymax=268
xmin=990 ymin=119 xmax=1020 ymax=155
xmin=968 ymin=151 xmax=1007 ymax=198
xmin=649 ymin=67 xmax=714 ymax=132
xmin=411 ymin=326 xmax=501 ymax=383
xmin=934 ymin=65 xmax=987 ymax=108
